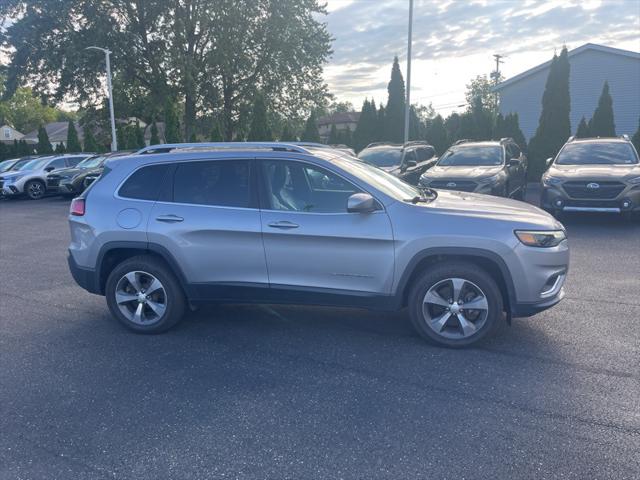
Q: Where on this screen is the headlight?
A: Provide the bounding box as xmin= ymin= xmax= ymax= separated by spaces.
xmin=542 ymin=176 xmax=562 ymax=186
xmin=478 ymin=173 xmax=502 ymax=184
xmin=628 ymin=176 xmax=640 ymax=185
xmin=515 ymin=230 xmax=566 ymax=248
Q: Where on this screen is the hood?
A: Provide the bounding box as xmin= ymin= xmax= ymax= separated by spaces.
xmin=548 ymin=164 xmax=640 ymax=180
xmin=423 ymin=165 xmax=502 ymax=180
xmin=418 ymin=190 xmax=561 ymax=229
xmin=75 ymin=166 xmax=104 ymax=178
xmin=380 ymin=165 xmax=401 ymax=175
xmin=48 ymin=166 xmax=85 ymax=178
xmin=0 ymin=171 xmax=30 ymax=180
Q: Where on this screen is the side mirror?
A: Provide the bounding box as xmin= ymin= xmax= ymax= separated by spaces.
xmin=44 ymin=166 xmax=55 ymax=172
xmin=405 ymin=159 xmax=418 ymax=168
xmin=507 ymin=158 xmax=520 ymax=167
xmin=347 ymin=193 xmax=377 ymax=213
xmin=545 ymin=157 xmax=553 ymax=167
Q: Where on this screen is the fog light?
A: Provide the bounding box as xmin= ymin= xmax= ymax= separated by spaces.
xmin=555 ymin=200 xmax=563 ymax=207
xmin=622 ymin=200 xmax=631 ymax=209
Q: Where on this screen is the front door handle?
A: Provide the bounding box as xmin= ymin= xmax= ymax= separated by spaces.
xmin=268 ymin=221 xmax=299 ymax=229
xmin=156 ymin=214 xmax=184 ymax=223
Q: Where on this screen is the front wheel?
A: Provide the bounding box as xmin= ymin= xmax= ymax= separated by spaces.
xmin=105 ymin=255 xmax=186 ymax=333
xmin=25 ymin=180 xmax=46 ymax=200
xmin=408 ymin=262 xmax=503 ymax=348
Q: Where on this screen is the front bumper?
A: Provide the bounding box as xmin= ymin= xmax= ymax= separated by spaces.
xmin=541 ymin=184 xmax=640 ymax=212
xmin=512 ymin=287 xmax=565 ymax=317
xmin=1 ymin=183 xmax=22 ymax=196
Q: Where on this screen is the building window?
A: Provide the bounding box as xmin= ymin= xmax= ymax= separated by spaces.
xmin=3 ymin=128 xmax=10 ymax=139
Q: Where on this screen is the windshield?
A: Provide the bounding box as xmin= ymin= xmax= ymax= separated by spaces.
xmin=437 ymin=145 xmax=503 ymax=166
xmin=358 ymin=148 xmax=403 ymax=168
xmin=0 ymin=159 xmax=18 ymax=173
xmin=556 ymin=142 xmax=639 ymax=165
xmin=335 ymin=156 xmax=421 ymax=200
xmin=77 ymin=155 xmax=106 ymax=169
xmin=15 ymin=157 xmax=51 ymax=171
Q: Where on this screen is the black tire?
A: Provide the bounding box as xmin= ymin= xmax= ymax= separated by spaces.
xmin=408 ymin=262 xmax=503 ymax=348
xmin=25 ymin=180 xmax=46 ymax=200
xmin=105 ymin=255 xmax=186 ymax=333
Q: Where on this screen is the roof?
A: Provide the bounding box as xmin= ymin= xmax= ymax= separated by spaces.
xmin=23 ymin=122 xmax=85 ymax=143
xmin=494 ymin=43 xmax=640 ymax=91
xmin=317 ymin=111 xmax=360 ymax=126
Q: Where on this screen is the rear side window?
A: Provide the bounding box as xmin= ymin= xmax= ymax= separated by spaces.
xmin=119 ymin=164 xmax=170 ymax=201
xmin=172 ymin=160 xmax=251 ymax=208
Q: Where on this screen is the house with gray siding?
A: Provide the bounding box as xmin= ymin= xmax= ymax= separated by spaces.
xmin=495 ymin=43 xmax=640 ymax=140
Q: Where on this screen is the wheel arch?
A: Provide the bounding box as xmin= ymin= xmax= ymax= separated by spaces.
xmin=396 ymin=247 xmax=517 ymax=316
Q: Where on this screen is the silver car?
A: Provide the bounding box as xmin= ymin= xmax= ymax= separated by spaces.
xmin=68 ymin=142 xmax=569 ymax=347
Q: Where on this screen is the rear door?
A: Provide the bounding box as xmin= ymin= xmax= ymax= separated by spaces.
xmin=258 ymin=159 xmax=395 ymax=295
xmin=147 ymin=159 xmax=268 ymax=287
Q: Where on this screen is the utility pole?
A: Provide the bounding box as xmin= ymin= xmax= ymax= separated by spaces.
xmin=491 ymin=53 xmax=505 ymax=112
xmin=403 ymin=0 xmax=414 ymax=144
xmin=86 ymin=47 xmax=118 ymax=152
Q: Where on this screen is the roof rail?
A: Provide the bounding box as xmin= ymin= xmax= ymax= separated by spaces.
xmin=403 ymin=140 xmax=433 ymax=148
xmin=621 ymin=134 xmax=630 ymax=141
xmin=567 ymin=136 xmax=576 ymax=142
xmin=499 ymin=137 xmax=514 ymax=143
xmin=453 ymin=139 xmax=471 ymax=145
xmin=364 ymin=142 xmax=391 ymax=148
xmin=134 ymin=142 xmax=312 ymax=155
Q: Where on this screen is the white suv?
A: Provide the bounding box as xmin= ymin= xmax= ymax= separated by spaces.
xmin=0 ymin=154 xmax=90 ymax=199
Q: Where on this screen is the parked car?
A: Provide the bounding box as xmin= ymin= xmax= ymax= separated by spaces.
xmin=0 ymin=155 xmax=47 ymax=174
xmin=68 ymin=142 xmax=568 ymax=348
xmin=419 ymin=139 xmax=528 ymax=199
xmin=0 ymin=154 xmax=90 ymax=199
xmin=541 ymin=136 xmax=640 ymax=216
xmin=357 ymin=141 xmax=437 ymax=185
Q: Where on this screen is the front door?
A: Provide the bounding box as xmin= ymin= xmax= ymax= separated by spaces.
xmin=258 ymin=159 xmax=395 ymax=295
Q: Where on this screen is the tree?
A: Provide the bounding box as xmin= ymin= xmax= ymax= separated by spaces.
xmin=164 ymin=100 xmax=182 ymax=143
xmin=376 ymin=104 xmax=386 ymax=141
xmin=83 ymin=128 xmax=99 ymax=152
xmin=149 ymin=121 xmax=161 ymax=146
xmin=66 ymin=121 xmax=81 ymax=152
xmin=134 ymin=122 xmax=146 ymax=149
xmin=0 ymin=86 xmax=60 ymax=133
xmin=209 ymin=121 xmax=224 ymax=141
xmin=328 ymin=124 xmax=339 ymax=144
xmin=353 ymin=99 xmax=378 ymax=152
xmin=588 ymin=81 xmax=616 ymax=137
xmin=280 ymin=124 xmax=297 ymax=141
xmin=247 ymin=95 xmax=272 ymax=141
xmin=36 ymin=125 xmax=53 ymax=154
xmin=385 ymin=57 xmax=406 ymax=143
xmin=301 ymin=112 xmax=320 ymax=142
xmin=575 ymin=116 xmax=590 ymax=138
xmin=426 ymin=115 xmax=448 ymax=155
xmin=54 ymin=142 xmax=66 ymax=154
xmin=1 ymin=0 xmax=332 ymax=143
xmin=528 ymin=47 xmax=571 ymax=179
xmin=465 ymin=75 xmax=500 ymax=115
xmin=631 ymin=118 xmax=640 ymax=154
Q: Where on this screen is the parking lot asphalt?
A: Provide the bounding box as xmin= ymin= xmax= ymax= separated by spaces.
xmin=1 ymin=188 xmax=639 ymax=480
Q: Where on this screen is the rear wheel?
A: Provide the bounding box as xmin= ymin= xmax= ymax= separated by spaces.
xmin=25 ymin=180 xmax=46 ymax=200
xmin=105 ymin=255 xmax=186 ymax=333
xmin=408 ymin=262 xmax=503 ymax=347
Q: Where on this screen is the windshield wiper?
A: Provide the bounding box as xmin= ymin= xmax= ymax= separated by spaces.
xmin=404 ymin=188 xmax=437 ymax=204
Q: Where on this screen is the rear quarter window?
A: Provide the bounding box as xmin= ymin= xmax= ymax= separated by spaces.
xmin=118 ymin=164 xmax=170 ymax=201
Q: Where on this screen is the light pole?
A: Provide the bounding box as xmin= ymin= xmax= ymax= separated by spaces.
xmin=403 ymin=0 xmax=414 ymax=144
xmin=86 ymin=46 xmax=118 ymax=152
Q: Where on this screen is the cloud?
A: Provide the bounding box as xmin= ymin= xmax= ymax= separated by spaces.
xmin=324 ymin=0 xmax=640 ymax=111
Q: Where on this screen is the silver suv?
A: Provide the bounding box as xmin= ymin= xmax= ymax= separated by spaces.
xmin=68 ymin=142 xmax=569 ymax=347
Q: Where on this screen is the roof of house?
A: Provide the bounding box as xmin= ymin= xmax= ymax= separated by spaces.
xmin=494 ymin=43 xmax=640 ymax=91
xmin=23 ymin=122 xmax=85 ymax=143
xmin=317 ymin=111 xmax=361 ymax=126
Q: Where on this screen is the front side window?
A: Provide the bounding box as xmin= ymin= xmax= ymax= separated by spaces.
xmin=556 ymin=142 xmax=638 ymax=165
xmin=66 ymin=156 xmax=86 ymax=167
xmin=437 ymin=145 xmax=503 ymax=166
xmin=47 ymin=158 xmax=67 ymax=170
xmin=416 ymin=147 xmax=435 ymax=161
xmin=172 ymin=160 xmax=251 ymax=208
xmin=119 ymin=164 xmax=170 ymax=201
xmin=263 ymin=161 xmax=359 ymax=213
xmin=77 ymin=156 xmax=105 ymax=169
xmin=358 ymin=148 xmax=403 ymax=168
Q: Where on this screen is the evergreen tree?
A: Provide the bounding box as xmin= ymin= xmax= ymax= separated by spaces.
xmin=66 ymin=121 xmax=82 ymax=152
xmin=328 ymin=124 xmax=339 ymax=144
xmin=83 ymin=128 xmax=99 ymax=152
xmin=408 ymin=106 xmax=423 ymax=141
xmin=353 ymin=99 xmax=378 ymax=152
xmin=189 ymin=133 xmax=197 ymax=142
xmin=54 ymin=142 xmax=66 ymax=154
xmin=426 ymin=114 xmax=448 ymax=155
xmin=469 ymin=96 xmax=493 ymax=140
xmin=280 ymin=124 xmax=297 ymax=142
xmin=341 ymin=126 xmax=353 ymax=147
xmin=12 ymin=139 xmax=19 ymax=157
xmin=149 ymin=121 xmax=161 ymax=145
xmin=247 ymin=95 xmax=272 ymax=141
xmin=385 ymin=57 xmax=406 ymax=143
xmin=164 ymin=99 xmax=182 ymax=143
xmin=377 ymin=104 xmax=386 ymax=141
xmin=124 ymin=125 xmax=138 ymax=150
xmin=301 ymin=112 xmax=320 ymax=142
xmin=18 ymin=139 xmax=32 ymax=156
xmin=0 ymin=142 xmax=6 ymax=161
xmin=505 ymin=113 xmax=527 ymax=151
xmin=445 ymin=113 xmax=462 ymax=144
xmin=116 ymin=125 xmax=127 ymax=150
xmin=631 ymin=118 xmax=640 ymax=154
xmin=528 ymin=47 xmax=571 ymax=179
xmin=575 ymin=116 xmax=590 ymax=138
xmin=209 ymin=121 xmax=224 ymax=141
xmin=36 ymin=125 xmax=53 ymax=154
xmin=588 ymin=81 xmax=616 ymax=137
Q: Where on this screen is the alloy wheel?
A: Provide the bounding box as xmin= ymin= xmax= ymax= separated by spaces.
xmin=27 ymin=181 xmax=44 ymax=199
xmin=422 ymin=277 xmax=489 ymax=340
xmin=115 ymin=271 xmax=167 ymax=325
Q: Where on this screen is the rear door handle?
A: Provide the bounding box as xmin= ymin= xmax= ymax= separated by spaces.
xmin=268 ymin=221 xmax=299 ymax=229
xmin=156 ymin=214 xmax=184 ymax=223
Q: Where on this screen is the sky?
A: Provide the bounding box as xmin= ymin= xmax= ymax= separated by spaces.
xmin=323 ymin=0 xmax=640 ymax=116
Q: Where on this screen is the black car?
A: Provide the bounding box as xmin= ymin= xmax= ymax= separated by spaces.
xmin=419 ymin=138 xmax=528 ymax=199
xmin=47 ymin=151 xmax=132 ymax=197
xmin=357 ymin=141 xmax=437 ymax=185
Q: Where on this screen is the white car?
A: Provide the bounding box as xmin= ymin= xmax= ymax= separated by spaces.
xmin=0 ymin=154 xmax=90 ymax=200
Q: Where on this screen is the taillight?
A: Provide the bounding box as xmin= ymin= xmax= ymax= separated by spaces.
xmin=70 ymin=198 xmax=85 ymax=216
